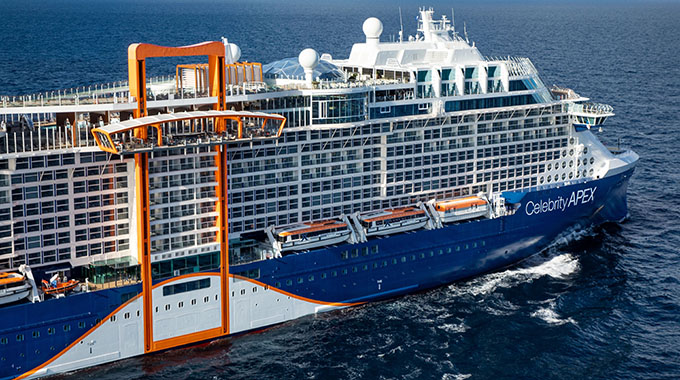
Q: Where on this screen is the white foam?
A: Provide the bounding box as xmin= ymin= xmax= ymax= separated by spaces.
xmin=530 ymin=303 xmax=577 ymax=326
xmin=448 ymin=253 xmax=580 ymax=297
xmin=442 ymin=374 xmax=472 ymax=380
xmin=438 ymin=322 xmax=469 ymax=334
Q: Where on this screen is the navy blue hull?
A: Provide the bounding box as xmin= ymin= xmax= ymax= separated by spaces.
xmin=233 ymin=168 xmax=634 ymax=303
xmin=0 ymin=168 xmax=633 ymax=379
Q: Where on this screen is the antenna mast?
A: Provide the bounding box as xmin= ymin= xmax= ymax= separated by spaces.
xmin=398 ymin=7 xmax=404 ymax=43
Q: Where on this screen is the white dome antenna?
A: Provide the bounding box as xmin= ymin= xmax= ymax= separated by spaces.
xmin=221 ymin=37 xmax=241 ymax=64
xmin=298 ymin=48 xmax=319 ymax=87
xmin=363 ymin=17 xmax=383 ymax=45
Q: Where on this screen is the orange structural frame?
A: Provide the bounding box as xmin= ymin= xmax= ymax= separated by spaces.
xmin=127 ymin=41 xmax=227 ymax=354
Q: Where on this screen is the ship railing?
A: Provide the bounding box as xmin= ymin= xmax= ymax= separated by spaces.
xmin=569 ymin=102 xmax=614 ymax=116
xmin=0 ymin=75 xmax=176 ymax=108
xmin=484 ymin=56 xmax=538 ymax=77
xmin=0 ymin=124 xmax=102 ymax=155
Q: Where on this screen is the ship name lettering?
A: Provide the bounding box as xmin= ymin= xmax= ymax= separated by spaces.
xmin=524 ymin=187 xmax=597 ymax=216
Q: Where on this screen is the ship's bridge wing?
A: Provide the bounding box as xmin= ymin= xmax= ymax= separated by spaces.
xmin=91 ymin=110 xmax=286 ymax=154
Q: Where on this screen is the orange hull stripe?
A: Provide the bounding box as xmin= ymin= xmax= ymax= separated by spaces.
xmin=16 ymin=293 xmax=142 ymax=380
xmin=229 ymin=274 xmax=362 ymax=307
xmin=152 ymin=327 xmax=224 ymax=352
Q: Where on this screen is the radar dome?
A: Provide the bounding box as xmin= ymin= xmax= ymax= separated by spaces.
xmin=362 ymin=17 xmax=383 ymax=40
xmin=298 ymin=48 xmax=319 ymax=69
xmin=228 ymin=43 xmax=241 ymax=62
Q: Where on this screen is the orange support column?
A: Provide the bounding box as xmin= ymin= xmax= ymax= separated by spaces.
xmin=215 ymin=143 xmax=229 ymax=335
xmin=135 ymin=152 xmax=153 ymax=352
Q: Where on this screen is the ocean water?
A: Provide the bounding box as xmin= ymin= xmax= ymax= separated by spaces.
xmin=2 ymin=0 xmax=680 ymax=379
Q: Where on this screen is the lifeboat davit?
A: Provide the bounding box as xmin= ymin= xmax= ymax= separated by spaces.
xmin=273 ymin=219 xmax=351 ymax=252
xmin=434 ymin=196 xmax=489 ymax=223
xmin=358 ymin=206 xmax=429 ymax=237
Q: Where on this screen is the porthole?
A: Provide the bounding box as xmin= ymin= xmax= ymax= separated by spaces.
xmin=583 ymin=170 xmax=588 ymax=177
xmin=32 ymin=331 xmax=39 ymax=338
xmin=1 ymin=338 xmax=8 ymax=345
xmin=569 ymin=172 xmax=574 ymax=179
xmin=342 ymin=268 xmax=348 ymax=275
xmin=240 ymin=289 xmax=246 ymax=295
xmin=164 ymin=304 xmax=170 ymax=311
xmin=562 ymin=161 xmax=566 ymax=169
xmin=547 ymin=175 xmax=551 ymax=182
xmin=16 ymin=334 xmax=24 ymax=342
xmin=297 ymin=277 xmax=303 ymax=284
xmin=583 ymin=147 xmax=588 ymax=154
xmin=590 ymin=157 xmax=595 ymax=164
xmin=569 ymin=137 xmax=575 ymax=145
xmin=547 ymin=163 xmax=552 ymax=170
xmin=47 ymin=328 xmax=55 ymax=335
xmin=191 ymin=299 xmax=197 ymax=305
xmin=562 ymin=150 xmax=567 ymax=157
xmin=569 ymin=149 xmax=574 ymax=156
xmin=204 ymin=296 xmax=209 ymax=303
xmin=401 ymin=256 xmax=407 ymax=263
xmin=308 ymin=275 xmax=314 ymax=282
xmin=589 ymin=168 xmax=594 ymax=175
xmin=562 ymin=173 xmax=566 ymax=180
xmin=321 ymin=273 xmax=327 ymax=279
xmin=286 ymin=279 xmax=292 ymax=286
xmin=569 ymin=160 xmax=573 ymax=168
xmin=178 ymin=302 xmax=183 ymax=308
xmin=540 ymin=176 xmax=544 ymax=184
xmin=110 ymin=315 xmax=116 ymax=322
xmin=63 ymin=325 xmax=71 ymax=332
xmin=352 ymin=266 xmax=358 ymax=273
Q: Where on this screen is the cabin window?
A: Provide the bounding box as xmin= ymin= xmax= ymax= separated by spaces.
xmin=297 ymin=277 xmax=303 ymax=284
xmin=124 ymin=312 xmax=130 ymax=319
xmin=32 ymin=331 xmax=39 ymax=338
xmin=321 ymin=273 xmax=327 ymax=279
xmin=373 ymin=262 xmax=378 ymax=269
xmin=410 ymin=255 xmax=416 ymax=261
xmin=351 ymin=249 xmax=359 ymax=258
xmin=240 ymin=289 xmax=246 ymax=295
xmin=371 ymin=246 xmax=379 ymax=254
xmin=331 ymin=271 xmax=338 ymax=277
xmin=164 ymin=305 xmax=171 ymax=311
xmin=341 ymin=251 xmax=348 ymax=260
xmin=352 ymin=266 xmax=358 ymax=273
xmin=342 ymin=269 xmax=348 ymax=275
xmin=203 ymin=296 xmax=209 ymax=303
xmin=464 ymin=244 xmax=469 ymax=250
xmin=47 ymin=328 xmax=55 ymax=335
xmin=482 ymin=241 xmax=486 ymax=246
xmin=420 ymin=253 xmax=426 ymax=259
xmin=401 ymin=257 xmax=407 ymax=263
xmin=275 ymin=282 xmax=281 ymax=288
xmin=286 ymin=280 xmax=293 ymax=286
xmin=308 ymin=275 xmax=314 ymax=282
xmin=362 ymin=247 xmax=369 ymax=256
xmin=17 ymin=334 xmax=24 ymax=342
xmin=64 ymin=325 xmax=71 ymax=332
xmin=362 ymin=265 xmax=368 ymax=271
xmin=0 ymin=337 xmax=7 ymax=344
xmin=456 ymin=246 xmax=461 ymax=252
xmin=392 ymin=258 xmax=398 ymax=264
xmin=446 ymin=248 xmax=451 ymax=254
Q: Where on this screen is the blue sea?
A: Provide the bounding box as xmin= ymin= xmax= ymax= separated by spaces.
xmin=2 ymin=0 xmax=680 ymax=379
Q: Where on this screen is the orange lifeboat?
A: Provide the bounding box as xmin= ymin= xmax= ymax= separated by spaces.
xmin=358 ymin=206 xmax=429 ymax=236
xmin=273 ymin=219 xmax=351 ymax=252
xmin=434 ymin=196 xmax=489 ymax=223
xmin=41 ymin=276 xmax=79 ymax=296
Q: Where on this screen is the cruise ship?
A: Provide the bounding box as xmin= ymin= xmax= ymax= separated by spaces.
xmin=0 ymin=8 xmax=637 ymax=379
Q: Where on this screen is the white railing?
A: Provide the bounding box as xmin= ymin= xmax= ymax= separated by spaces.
xmin=569 ymin=102 xmax=613 ymax=116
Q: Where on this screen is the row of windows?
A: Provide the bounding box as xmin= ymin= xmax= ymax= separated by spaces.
xmin=14 ymin=154 xmax=76 ymax=170
xmin=274 ymin=242 xmax=486 ymax=288
xmin=162 ymin=278 xmax=211 ymax=296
